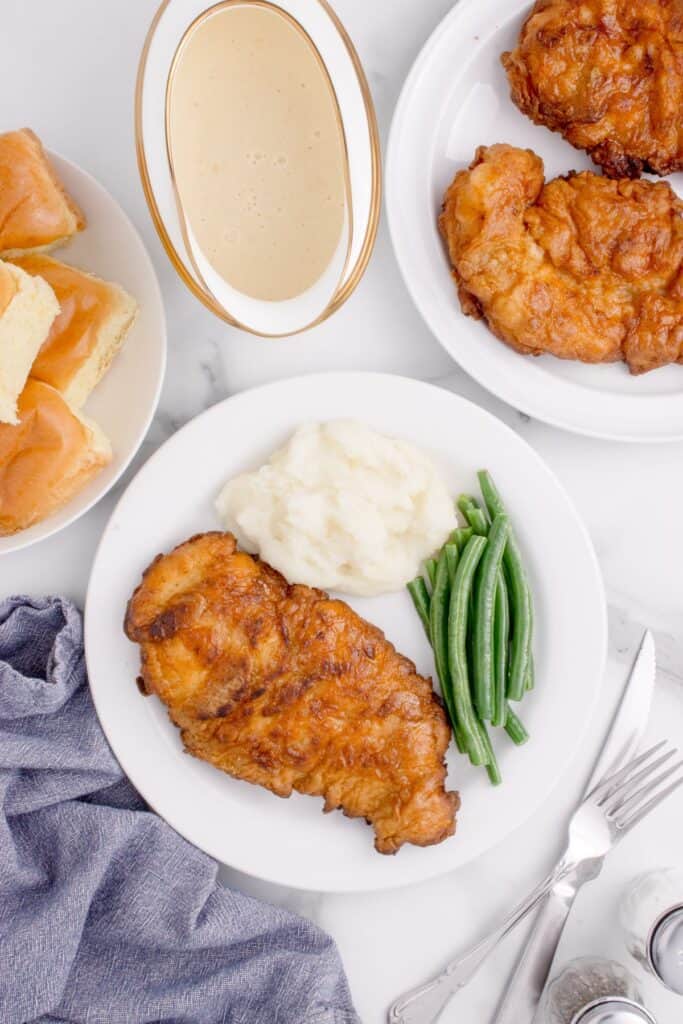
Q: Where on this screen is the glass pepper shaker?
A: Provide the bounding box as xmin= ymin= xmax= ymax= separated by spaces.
xmin=620 ymin=868 xmax=683 ymax=995
xmin=540 ymin=956 xmax=655 ymax=1024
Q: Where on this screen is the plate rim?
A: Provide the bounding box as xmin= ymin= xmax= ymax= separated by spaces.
xmin=385 ymin=0 xmax=683 ymax=444
xmin=84 ymin=370 xmax=608 ymax=892
xmin=0 ymin=150 xmax=168 ymax=555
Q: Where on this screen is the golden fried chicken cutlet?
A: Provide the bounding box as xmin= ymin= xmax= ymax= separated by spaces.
xmin=503 ymin=0 xmax=683 ymax=179
xmin=439 ymin=144 xmax=683 ymax=374
xmin=125 ymin=532 xmax=458 ymax=855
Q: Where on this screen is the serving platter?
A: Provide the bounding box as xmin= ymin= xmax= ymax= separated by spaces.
xmin=386 ymin=0 xmax=683 ymax=442
xmin=85 ymin=372 xmax=606 ymax=892
xmin=0 ymin=153 xmax=166 ymax=556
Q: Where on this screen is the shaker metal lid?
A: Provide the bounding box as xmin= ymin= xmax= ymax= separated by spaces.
xmin=571 ymin=998 xmax=656 ymax=1024
xmin=650 ymin=906 xmax=683 ymax=995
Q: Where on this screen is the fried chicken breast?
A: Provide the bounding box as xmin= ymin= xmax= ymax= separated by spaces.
xmin=502 ymin=0 xmax=683 ymax=178
xmin=125 ymin=532 xmax=458 ymax=855
xmin=439 ymin=144 xmax=683 ymax=374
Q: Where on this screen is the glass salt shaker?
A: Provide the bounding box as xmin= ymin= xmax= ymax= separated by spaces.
xmin=620 ymin=868 xmax=683 ymax=995
xmin=541 ymin=956 xmax=655 ymax=1024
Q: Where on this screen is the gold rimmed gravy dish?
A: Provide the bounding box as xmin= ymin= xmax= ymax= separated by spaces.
xmin=136 ymin=0 xmax=381 ymax=337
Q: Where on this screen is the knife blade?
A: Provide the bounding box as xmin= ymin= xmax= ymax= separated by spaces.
xmin=493 ymin=629 xmax=657 ymax=1024
xmin=585 ymin=629 xmax=656 ymax=791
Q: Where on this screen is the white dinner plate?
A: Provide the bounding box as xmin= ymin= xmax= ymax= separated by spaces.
xmin=386 ymin=0 xmax=683 ymax=442
xmin=0 ymin=152 xmax=167 ymax=555
xmin=85 ymin=372 xmax=606 ymax=892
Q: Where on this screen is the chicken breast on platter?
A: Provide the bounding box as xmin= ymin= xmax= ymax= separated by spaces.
xmin=125 ymin=532 xmax=459 ymax=855
xmin=439 ymin=144 xmax=683 ymax=374
xmin=502 ymin=0 xmax=683 ymax=179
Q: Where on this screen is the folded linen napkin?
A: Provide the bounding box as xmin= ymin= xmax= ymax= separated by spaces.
xmin=0 ymin=595 xmax=360 ymax=1024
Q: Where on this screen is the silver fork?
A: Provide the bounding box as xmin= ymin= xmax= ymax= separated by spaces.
xmin=388 ymin=741 xmax=683 ymax=1024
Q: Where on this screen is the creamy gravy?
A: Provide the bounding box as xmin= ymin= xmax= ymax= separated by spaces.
xmin=168 ymin=2 xmax=347 ymax=303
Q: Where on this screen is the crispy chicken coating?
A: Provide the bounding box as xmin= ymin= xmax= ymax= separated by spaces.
xmin=502 ymin=0 xmax=683 ymax=178
xmin=439 ymin=144 xmax=683 ymax=374
xmin=125 ymin=532 xmax=459 ymax=855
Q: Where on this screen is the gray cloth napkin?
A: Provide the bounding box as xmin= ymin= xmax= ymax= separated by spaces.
xmin=0 ymin=595 xmax=360 ymax=1024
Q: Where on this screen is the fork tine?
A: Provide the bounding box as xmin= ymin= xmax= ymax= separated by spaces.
xmin=607 ymin=760 xmax=683 ymax=821
xmin=602 ymin=748 xmax=677 ymax=811
xmin=616 ymin=774 xmax=683 ymax=833
xmin=589 ymin=740 xmax=669 ymax=803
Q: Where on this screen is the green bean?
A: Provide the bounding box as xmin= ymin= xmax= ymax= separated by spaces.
xmin=466 ymin=508 xmax=490 ymax=537
xmin=472 ymin=514 xmax=510 ymax=721
xmin=407 ymin=577 xmax=431 ymax=639
xmin=447 ymin=535 xmax=490 ymax=765
xmin=505 ymin=705 xmax=529 ymax=746
xmin=525 ymin=649 xmax=535 ymax=692
xmin=480 ymin=726 xmax=502 ymax=785
xmin=476 ymin=472 xmax=506 ymax=518
xmin=478 ymin=470 xmax=532 ymax=701
xmin=456 ymin=494 xmax=478 ymax=516
xmin=429 ymin=550 xmax=458 ymax=725
xmin=451 ymin=721 xmax=467 ymax=754
xmin=466 ymin=587 xmax=476 ymax=693
xmin=408 ymin=473 xmax=535 ymax=782
xmin=444 ymin=543 xmax=459 ymax=585
xmin=492 ymin=573 xmax=510 ymax=728
xmin=430 ymin=552 xmax=466 ymax=753
xmin=407 ymin=570 xmax=466 ymax=754
xmin=456 ymin=503 xmax=509 ymax=720
xmin=450 ymin=526 xmax=473 ymax=552
xmin=457 ymin=509 xmax=488 ymax=543
xmin=458 ymin=495 xmax=489 ymax=537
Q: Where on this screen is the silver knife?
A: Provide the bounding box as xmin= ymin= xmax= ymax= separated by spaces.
xmin=493 ymin=629 xmax=657 ymax=1024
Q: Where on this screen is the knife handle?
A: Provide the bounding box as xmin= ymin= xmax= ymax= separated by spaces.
xmin=388 ymin=866 xmax=566 ymax=1024
xmin=492 ymin=880 xmax=577 ymax=1024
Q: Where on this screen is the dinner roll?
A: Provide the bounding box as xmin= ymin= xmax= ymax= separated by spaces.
xmin=11 ymin=255 xmax=138 ymax=407
xmin=0 ymin=379 xmax=112 ymax=535
xmin=0 ymin=129 xmax=86 ymax=256
xmin=0 ymin=260 xmax=59 ymax=424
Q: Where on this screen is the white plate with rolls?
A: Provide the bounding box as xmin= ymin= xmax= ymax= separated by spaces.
xmin=0 ymin=148 xmax=166 ymax=555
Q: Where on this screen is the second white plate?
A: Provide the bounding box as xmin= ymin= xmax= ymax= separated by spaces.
xmin=85 ymin=373 xmax=606 ymax=892
xmin=0 ymin=152 xmax=166 ymax=554
xmin=386 ymin=0 xmax=683 ymax=442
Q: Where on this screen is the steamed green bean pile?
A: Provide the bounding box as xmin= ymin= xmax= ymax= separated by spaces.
xmin=407 ymin=469 xmax=533 ymax=785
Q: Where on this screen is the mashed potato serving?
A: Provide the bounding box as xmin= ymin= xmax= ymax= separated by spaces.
xmin=215 ymin=420 xmax=457 ymax=596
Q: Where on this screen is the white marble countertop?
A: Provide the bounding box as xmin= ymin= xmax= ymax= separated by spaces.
xmin=2 ymin=2 xmax=683 ymax=1021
